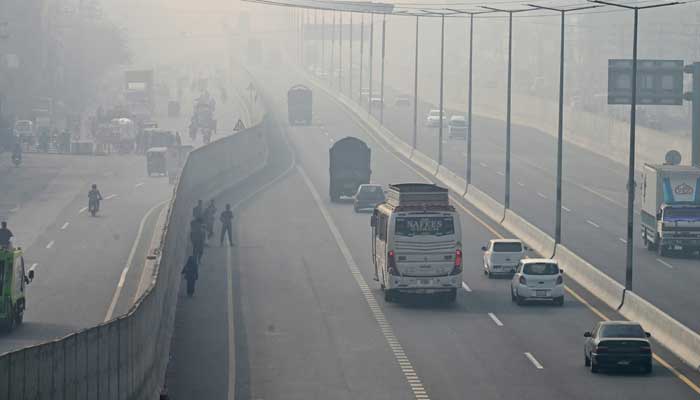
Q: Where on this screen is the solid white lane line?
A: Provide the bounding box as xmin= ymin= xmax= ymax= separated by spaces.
xmin=656 ymin=258 xmax=674 ymax=269
xmin=536 ymin=192 xmax=547 ymax=199
xmin=524 ymin=352 xmax=544 ymax=369
xmin=60 ymin=222 xmax=69 ymax=230
xmin=104 ymin=201 xmax=165 ymax=323
xmin=29 ymin=263 xmax=38 ymax=272
xmin=462 ymin=281 xmax=472 ymax=292
xmin=300 ymin=166 xmax=429 ymax=400
xmin=488 ymin=313 xmax=504 ymax=327
xmin=517 ymin=181 xmax=525 ymax=187
xmin=104 ymin=194 xmax=118 ymax=200
xmin=135 ymin=182 xmax=145 ymax=188
xmin=46 ymin=240 xmax=54 ymax=249
xmin=586 ymin=219 xmax=600 ymax=228
xmin=619 ymin=237 xmax=627 ymax=244
xmin=79 ymin=206 xmax=88 ymax=214
xmin=562 ymin=205 xmax=571 ymax=212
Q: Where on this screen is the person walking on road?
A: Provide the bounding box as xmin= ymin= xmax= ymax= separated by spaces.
xmin=0 ymin=221 xmax=14 ymax=249
xmin=219 ymin=204 xmax=234 ymax=247
xmin=204 ymin=200 xmax=217 ymax=239
xmin=181 ymin=255 xmax=199 ymax=296
xmin=190 ymin=217 xmax=206 ymax=262
xmin=192 ymin=199 xmax=204 ymax=220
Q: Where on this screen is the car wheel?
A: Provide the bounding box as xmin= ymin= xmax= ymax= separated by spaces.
xmin=15 ymin=308 xmax=23 ymax=325
xmin=510 ymin=286 xmax=516 ymax=302
xmin=555 ymin=296 xmax=564 ymax=306
xmin=384 ymin=290 xmax=393 ymax=303
xmin=584 ymin=353 xmax=591 ymax=367
xmin=590 ymin=358 xmax=599 ymax=373
xmin=643 ymin=362 xmax=652 ymax=374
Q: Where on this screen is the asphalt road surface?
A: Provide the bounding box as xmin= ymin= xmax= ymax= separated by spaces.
xmin=0 ymin=79 xmax=244 ymax=355
xmin=165 ymin=63 xmax=700 ymax=400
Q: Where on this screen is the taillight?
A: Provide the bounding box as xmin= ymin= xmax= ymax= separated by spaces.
xmin=594 ymin=346 xmax=608 ymax=354
xmin=450 ymin=249 xmax=463 ymax=275
xmin=519 ymin=276 xmax=527 ymax=285
xmin=387 ymin=250 xmax=399 ymax=276
xmin=556 ymin=275 xmax=563 ymax=285
xmin=640 ymin=345 xmax=652 ymax=354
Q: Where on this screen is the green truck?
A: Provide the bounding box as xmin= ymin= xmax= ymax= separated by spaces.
xmin=0 ymin=248 xmax=34 ymax=331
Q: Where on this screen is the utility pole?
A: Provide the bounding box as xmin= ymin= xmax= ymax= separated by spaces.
xmin=369 ymin=13 xmax=374 ymax=115
xmin=438 ymin=14 xmax=445 ymax=165
xmin=380 ymin=14 xmax=387 ymax=124
xmin=591 ymin=0 xmax=679 ymax=291
xmin=359 ymin=14 xmax=364 ymax=102
xmin=339 ymin=12 xmax=343 ymax=91
xmin=482 ymin=6 xmax=533 ymax=209
xmin=349 ymin=12 xmax=353 ymax=96
xmin=321 ymin=12 xmax=325 ymax=75
xmin=331 ymin=11 xmax=335 ymax=84
xmin=412 ymin=16 xmax=419 ymax=150
xmin=529 ymin=3 xmax=599 ymax=245
xmin=684 ymin=62 xmax=700 ymax=166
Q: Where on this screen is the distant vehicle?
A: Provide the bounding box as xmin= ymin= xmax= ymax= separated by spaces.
xmin=448 ymin=115 xmax=468 ymax=139
xmin=371 ymin=184 xmax=462 ymax=303
xmin=584 ymin=321 xmax=652 ymax=374
xmin=482 ymin=239 xmax=526 ymax=278
xmin=510 ymin=258 xmax=564 ymax=306
xmin=640 ymin=163 xmax=700 ymax=257
xmin=143 ymin=129 xmax=176 ymax=149
xmin=425 ymin=109 xmax=447 ymax=127
xmin=0 ymin=248 xmax=34 ymax=332
xmin=146 ymin=147 xmax=168 ymax=176
xmin=395 ymin=94 xmax=411 ymax=107
xmin=288 ymin=85 xmax=313 ymax=125
xmin=125 ymin=69 xmax=155 ymax=121
xmin=360 ymin=87 xmax=371 ymax=98
xmin=370 ymin=96 xmax=383 ymax=107
xmin=13 ymin=120 xmax=33 ymax=141
xmin=354 ymin=184 xmax=385 ymax=212
xmin=329 ymin=137 xmax=371 ymax=202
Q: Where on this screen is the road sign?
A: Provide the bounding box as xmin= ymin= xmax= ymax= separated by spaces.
xmin=233 ymin=119 xmax=246 ymax=132
xmin=607 ymin=59 xmax=684 ymax=105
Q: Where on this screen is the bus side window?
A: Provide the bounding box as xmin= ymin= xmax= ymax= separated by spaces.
xmin=378 ymin=215 xmax=388 ymax=241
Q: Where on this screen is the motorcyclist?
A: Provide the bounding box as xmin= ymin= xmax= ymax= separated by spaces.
xmin=12 ymin=142 xmax=22 ymax=163
xmin=88 ymin=184 xmax=103 ymax=213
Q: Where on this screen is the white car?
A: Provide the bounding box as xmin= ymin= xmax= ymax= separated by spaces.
xmin=510 ymin=258 xmax=564 ymax=306
xmin=370 ymin=96 xmax=383 ymax=106
xmin=425 ymin=109 xmax=446 ymax=127
xmin=448 ymin=115 xmax=468 ymax=139
xmin=482 ymin=239 xmax=525 ymax=278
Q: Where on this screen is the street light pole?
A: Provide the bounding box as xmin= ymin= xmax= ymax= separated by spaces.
xmin=369 ymin=13 xmax=374 ymax=115
xmin=339 ymin=12 xmax=343 ymax=91
xmin=349 ymin=12 xmax=353 ymax=95
xmin=438 ymin=14 xmax=445 ymax=165
xmin=529 ymin=4 xmax=599 ymax=246
xmin=331 ymin=11 xmax=336 ymax=84
xmin=591 ymin=0 xmax=679 ymax=291
xmin=360 ymin=14 xmax=365 ymax=102
xmin=380 ymin=14 xmax=387 ymax=124
xmin=321 ymin=12 xmax=326 ymax=75
xmin=412 ymin=16 xmax=419 ymax=150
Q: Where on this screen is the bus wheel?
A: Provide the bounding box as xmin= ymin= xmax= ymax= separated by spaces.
xmin=446 ymin=289 xmax=457 ymax=303
xmin=384 ymin=290 xmax=394 ymax=302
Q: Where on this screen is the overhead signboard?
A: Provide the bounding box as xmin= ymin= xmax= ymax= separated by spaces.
xmin=608 ymin=59 xmax=684 ymax=105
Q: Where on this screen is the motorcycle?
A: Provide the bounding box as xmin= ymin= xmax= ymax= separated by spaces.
xmin=88 ymin=198 xmax=100 ymax=217
xmin=11 ymin=153 xmax=21 ymax=167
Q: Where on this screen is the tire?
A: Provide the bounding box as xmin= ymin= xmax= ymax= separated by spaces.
xmin=590 ymin=358 xmax=599 ymax=373
xmin=584 ymin=354 xmax=591 ymax=367
xmin=445 ymin=289 xmax=457 ymax=303
xmin=554 ymin=296 xmax=565 ymax=307
xmin=384 ymin=290 xmax=393 ymax=302
xmin=643 ymin=362 xmax=652 ymax=374
xmin=15 ymin=309 xmax=23 ymax=325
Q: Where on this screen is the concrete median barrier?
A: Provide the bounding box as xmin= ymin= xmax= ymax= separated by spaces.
xmin=435 ymin=166 xmax=467 ymax=196
xmin=410 ymin=150 xmax=439 ymax=176
xmin=619 ymin=291 xmax=700 ymax=371
xmin=553 ymin=244 xmax=624 ymax=311
xmin=464 ymin=185 xmax=506 ymax=224
xmin=502 ymin=210 xmax=555 ymax=258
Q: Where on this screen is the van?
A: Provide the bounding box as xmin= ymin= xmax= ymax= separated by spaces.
xmin=482 ymin=239 xmax=525 ymax=278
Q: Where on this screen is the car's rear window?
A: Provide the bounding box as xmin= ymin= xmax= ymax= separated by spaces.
xmin=358 ymin=186 xmax=384 ymax=200
xmin=522 ymin=263 xmax=559 ymax=275
xmin=493 ymin=242 xmax=522 ymax=252
xmin=599 ymin=324 xmax=646 ymax=338
xmin=450 ymin=119 xmax=466 ymax=127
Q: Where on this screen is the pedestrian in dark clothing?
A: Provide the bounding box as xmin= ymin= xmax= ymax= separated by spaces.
xmin=0 ymin=221 xmax=13 ymax=249
xmin=204 ymin=200 xmax=216 ymax=239
xmin=190 ymin=217 xmax=206 ymax=262
xmin=219 ymin=204 xmax=234 ymax=246
xmin=192 ymin=199 xmax=204 ymax=220
xmin=181 ymin=255 xmax=198 ymax=296
xmin=175 ymin=131 xmax=182 ymax=146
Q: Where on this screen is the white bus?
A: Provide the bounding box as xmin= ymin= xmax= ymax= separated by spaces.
xmin=371 ymin=183 xmax=462 ymax=303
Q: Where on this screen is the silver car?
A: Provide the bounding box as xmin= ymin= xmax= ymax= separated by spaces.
xmin=510 ymin=259 xmax=564 ymax=306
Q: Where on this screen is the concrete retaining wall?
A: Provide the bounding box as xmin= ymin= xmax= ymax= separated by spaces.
xmin=0 ymin=67 xmax=270 ymax=400
xmin=502 ymin=210 xmax=555 ymax=259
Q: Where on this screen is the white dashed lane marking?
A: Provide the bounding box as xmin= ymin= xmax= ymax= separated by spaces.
xmin=79 ymin=206 xmax=88 ymax=214
xmin=488 ymin=312 xmax=504 ymax=327
xmin=479 ymin=162 xmax=488 ymax=168
xmin=104 ymin=194 xmax=118 ymax=200
xmin=586 ymin=220 xmax=600 ymax=228
xmin=60 ymin=222 xmax=69 ymax=230
xmin=525 ymin=352 xmax=544 ymax=369
xmin=135 ymin=182 xmax=145 ymax=188
xmin=619 ymin=237 xmax=627 ymax=244
xmin=46 ymin=240 xmax=55 ymax=249
xmin=536 ymin=192 xmax=547 ymax=199
xmin=496 ymin=171 xmax=505 ymax=177
xmin=517 ymin=181 xmax=525 ymax=187
xmin=28 ymin=263 xmax=38 ymax=272
xmin=462 ymin=281 xmax=472 ymax=292
xmin=562 ymin=205 xmax=571 ymax=212
xmin=656 ymin=258 xmax=674 ymax=269
xmin=300 ymin=166 xmax=431 ymax=400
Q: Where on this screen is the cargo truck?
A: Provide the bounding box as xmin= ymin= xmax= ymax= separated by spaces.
xmin=329 ymin=137 xmax=371 ymax=202
xmin=641 ymin=164 xmax=700 ymax=257
xmin=287 ymin=85 xmax=312 ymax=125
xmin=0 ymin=248 xmax=34 ymax=332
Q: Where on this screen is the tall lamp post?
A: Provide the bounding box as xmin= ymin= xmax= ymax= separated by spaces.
xmin=481 ymin=6 xmax=533 ymax=210
xmin=359 ymin=14 xmax=365 ymax=102
xmin=412 ymin=16 xmax=420 ymax=149
xmin=380 ymin=14 xmax=387 ymax=124
xmin=590 ymin=0 xmax=679 ymax=291
xmin=528 ymin=4 xmax=600 ymax=247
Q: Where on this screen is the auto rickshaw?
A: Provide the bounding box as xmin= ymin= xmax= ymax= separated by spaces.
xmin=146 ymin=147 xmax=168 ymax=176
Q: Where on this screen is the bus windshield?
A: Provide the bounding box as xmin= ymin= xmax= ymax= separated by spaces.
xmin=395 ymin=216 xmax=454 ymax=237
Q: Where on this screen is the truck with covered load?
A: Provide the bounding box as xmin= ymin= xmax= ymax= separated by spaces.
xmin=329 ymin=137 xmax=371 ymax=202
xmin=0 ymin=248 xmax=34 ymax=331
xmin=288 ymin=85 xmax=312 ymax=125
xmin=371 ymin=183 xmax=462 ymax=303
xmin=641 ymin=163 xmax=700 ymax=257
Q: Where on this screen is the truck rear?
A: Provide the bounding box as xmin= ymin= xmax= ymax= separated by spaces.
xmin=287 ymin=85 xmax=312 ymax=125
xmin=0 ymin=248 xmax=34 ymax=332
xmin=329 ymin=137 xmax=371 ymax=202
xmin=641 ymin=164 xmax=700 ymax=256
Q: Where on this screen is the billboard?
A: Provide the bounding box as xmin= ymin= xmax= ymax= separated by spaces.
xmin=607 ymin=59 xmax=684 ymax=105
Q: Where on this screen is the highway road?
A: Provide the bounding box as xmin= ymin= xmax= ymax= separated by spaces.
xmin=0 ymin=78 xmax=244 ymax=355
xmin=166 ymin=63 xmax=700 ymax=399
xmin=342 ymin=78 xmax=700 ymax=335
